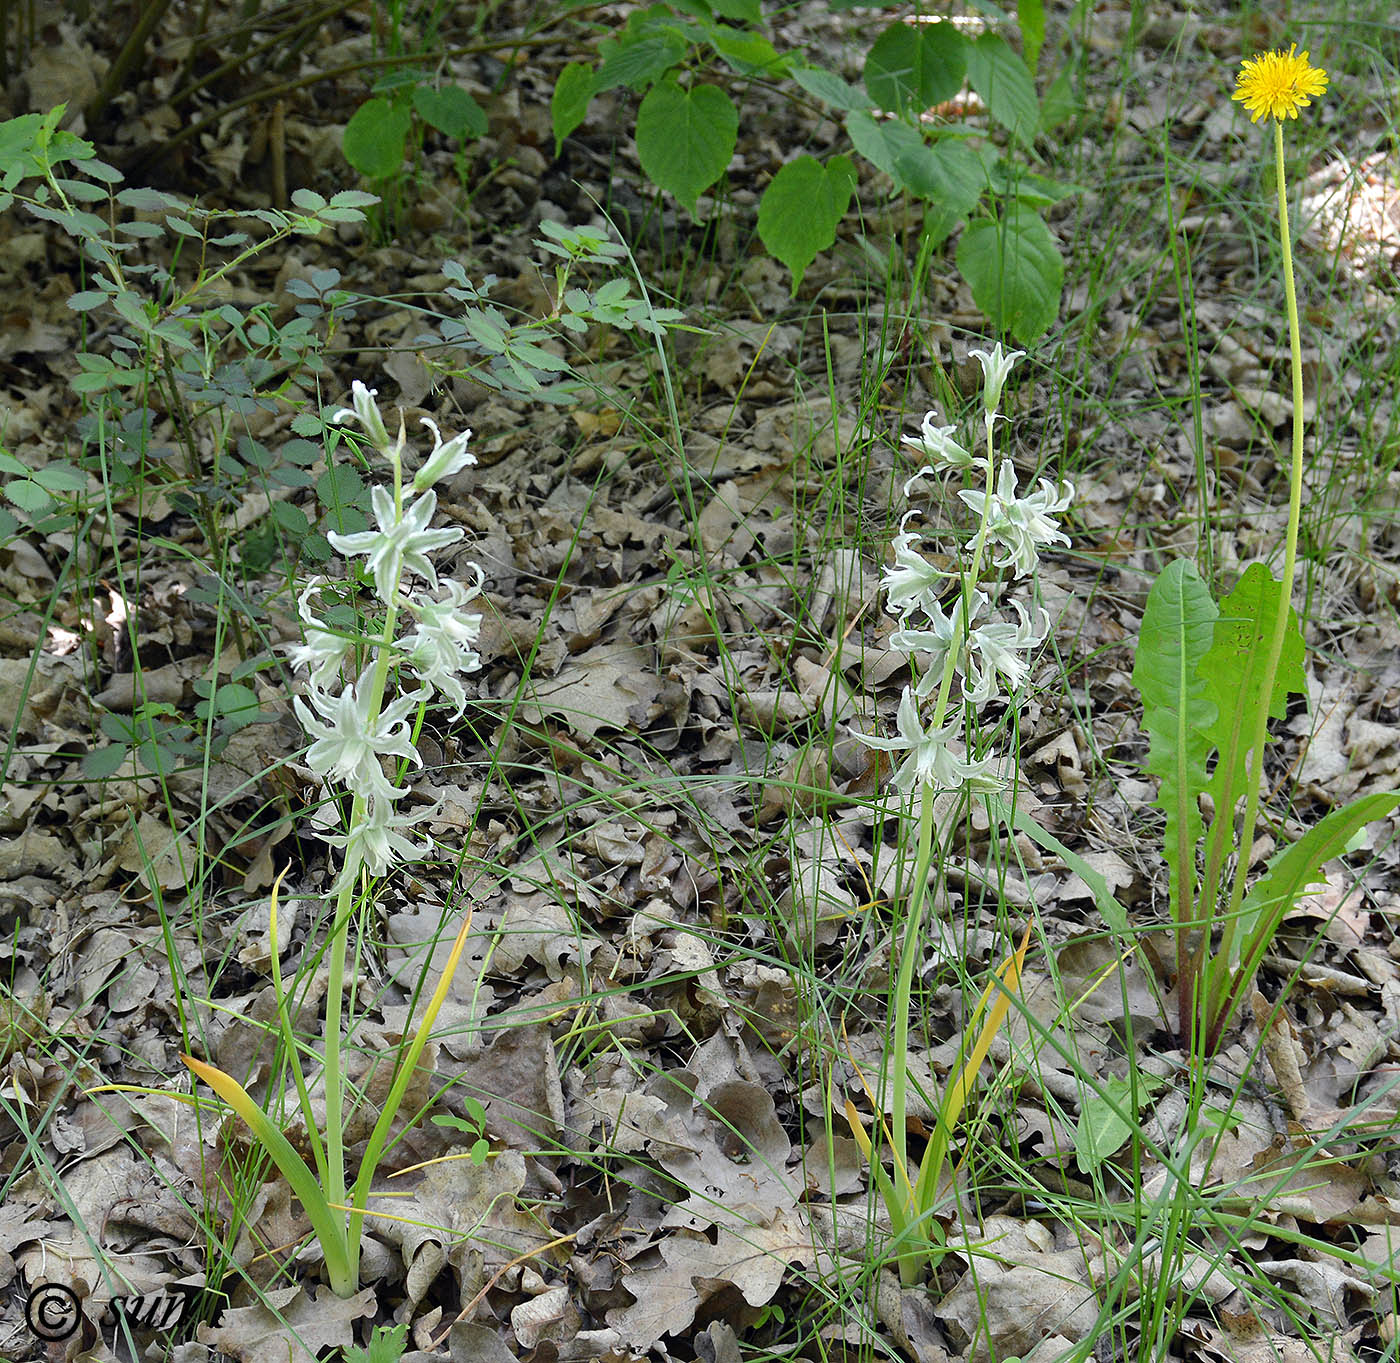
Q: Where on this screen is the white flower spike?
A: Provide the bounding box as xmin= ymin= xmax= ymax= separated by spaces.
xmin=291 ymin=379 xmax=486 ymax=887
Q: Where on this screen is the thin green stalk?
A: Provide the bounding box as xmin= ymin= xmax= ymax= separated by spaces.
xmin=1211 ymin=120 xmax=1306 ymax=1047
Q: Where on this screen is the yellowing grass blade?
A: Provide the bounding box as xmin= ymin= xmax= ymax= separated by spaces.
xmin=182 ymin=1053 xmax=354 ymax=1296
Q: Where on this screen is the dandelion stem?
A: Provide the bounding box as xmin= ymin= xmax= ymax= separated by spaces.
xmin=1213 ymin=118 xmax=1306 ymax=1045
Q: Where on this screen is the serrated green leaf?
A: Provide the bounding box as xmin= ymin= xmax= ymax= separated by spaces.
xmin=54 ymin=177 xmax=108 ymax=203
xmin=844 ymin=109 xmax=924 ymax=182
xmin=707 ymin=25 xmax=786 ymax=76
xmin=342 ymin=97 xmax=411 ymax=179
xmin=792 ymin=64 xmax=874 ymax=111
xmin=3 ymin=481 xmax=53 ymax=515
xmin=198 ymin=682 xmax=263 ymax=731
xmin=136 ymin=736 xmax=181 ymax=777
xmin=1130 ymin=559 xmax=1218 ymax=931
xmin=117 ymin=187 xmax=187 ymax=212
xmin=635 ymin=79 xmax=737 ymax=213
xmin=412 ymin=84 xmax=487 ymax=141
xmin=0 ymin=113 xmax=45 ymax=187
xmin=1040 ymin=68 xmax=1080 ymax=129
xmin=595 ymin=32 xmax=689 ymax=93
xmin=1019 ymin=0 xmax=1046 ymax=73
xmin=955 ymin=205 xmax=1063 ymax=342
xmin=344 ymin=1323 xmax=407 ymax=1363
xmin=893 ymin=138 xmax=987 ymax=218
xmin=864 ymin=19 xmax=967 ymax=116
xmin=271 ymin=500 xmax=309 ymax=535
xmin=82 ymin=744 xmax=130 ymax=780
xmin=757 ymin=154 xmax=856 ymax=294
xmin=1200 ymin=562 xmax=1305 ymax=821
xmin=329 ymin=189 xmax=379 ymax=209
xmin=316 ymin=463 xmax=365 ymax=516
xmin=552 ymin=62 xmax=596 ymax=155
xmin=32 ymin=463 xmax=87 ymax=494
xmin=966 ymin=32 xmax=1040 ymax=146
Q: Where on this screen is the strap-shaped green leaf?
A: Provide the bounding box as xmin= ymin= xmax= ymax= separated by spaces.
xmin=1203 ymin=788 xmax=1400 ymax=1044
xmin=1131 ymin=559 xmax=1218 ymax=929
xmin=1235 ymin=790 xmax=1400 ymax=974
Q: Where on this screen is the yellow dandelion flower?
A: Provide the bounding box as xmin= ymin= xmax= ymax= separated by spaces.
xmin=1232 ymin=44 xmax=1328 ymax=123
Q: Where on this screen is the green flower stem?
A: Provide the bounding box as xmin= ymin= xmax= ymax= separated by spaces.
xmin=323 ymin=449 xmax=407 ymax=1234
xmin=887 ymin=419 xmax=1000 ymax=1245
xmin=1212 ymin=119 xmax=1307 ymax=1043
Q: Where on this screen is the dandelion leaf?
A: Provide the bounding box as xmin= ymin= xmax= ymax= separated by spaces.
xmin=1131 ymin=559 xmax=1218 ymax=927
xmin=1198 ymin=561 xmax=1306 ymax=818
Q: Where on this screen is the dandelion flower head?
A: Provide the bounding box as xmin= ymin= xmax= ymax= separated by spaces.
xmin=1232 ymin=44 xmax=1328 ymax=124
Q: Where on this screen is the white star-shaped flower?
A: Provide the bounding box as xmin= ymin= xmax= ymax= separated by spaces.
xmin=323 ymin=796 xmax=439 ymax=877
xmin=398 ymin=572 xmax=485 ymax=716
xmin=293 ymin=675 xmax=424 ymax=792
xmin=285 ymin=580 xmax=356 ymax=689
xmin=902 ymin=413 xmax=973 ymax=471
xmin=857 ymin=687 xmax=1004 ymax=796
xmin=958 ymin=460 xmax=1073 ymax=578
xmin=332 ymin=380 xmax=395 ymax=453
xmin=412 ymin=416 xmax=476 ymax=492
xmin=883 ymin=514 xmax=955 ymax=619
xmin=329 ymin=486 xmax=464 ymax=604
xmin=968 ymin=342 xmax=1025 ymax=416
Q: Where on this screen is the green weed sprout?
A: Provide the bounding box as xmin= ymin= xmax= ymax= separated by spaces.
xmin=1131 ymin=45 xmax=1399 ymax=1059
xmin=184 ymin=382 xmax=484 ymax=1296
xmin=847 ymin=345 xmax=1071 ymax=1285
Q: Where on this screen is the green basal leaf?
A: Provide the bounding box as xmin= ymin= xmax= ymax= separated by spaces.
xmin=1233 ymin=791 xmax=1400 ymax=977
xmin=412 ymin=84 xmax=487 ymax=142
xmin=342 ymin=98 xmax=411 ymax=180
xmin=1200 ymin=562 xmax=1305 ymax=823
xmin=183 ymin=1053 xmax=354 ymax=1296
